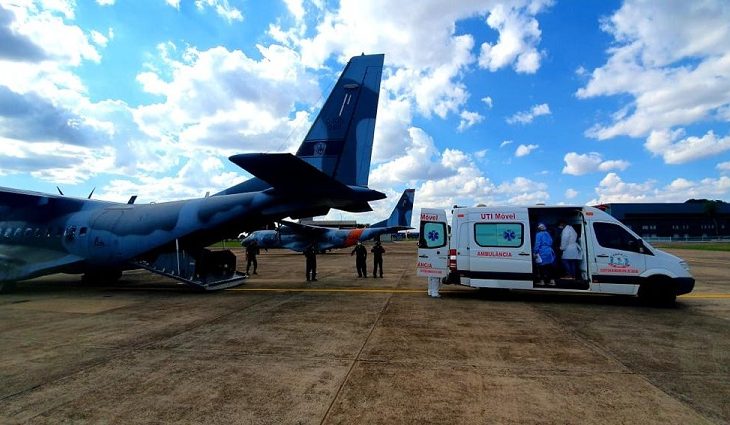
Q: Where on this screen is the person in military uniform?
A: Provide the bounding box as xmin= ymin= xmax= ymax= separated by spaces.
xmin=245 ymin=240 xmax=259 ymax=275
xmin=371 ymin=240 xmax=385 ymax=278
xmin=351 ymin=241 xmax=367 ymax=277
xmin=304 ymin=243 xmax=317 ymax=282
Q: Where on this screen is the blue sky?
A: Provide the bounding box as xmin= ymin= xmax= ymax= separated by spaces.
xmin=1 ymin=0 xmax=730 ymax=224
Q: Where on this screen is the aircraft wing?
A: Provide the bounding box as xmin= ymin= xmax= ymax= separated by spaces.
xmin=0 ymin=186 xmax=114 ymax=220
xmin=336 ymin=202 xmax=373 ymax=212
xmin=0 ymin=247 xmax=85 ymax=282
xmin=379 ymin=226 xmax=413 ymax=232
xmin=229 ymin=153 xmax=385 ymax=202
xmin=278 ymin=220 xmax=332 ymax=236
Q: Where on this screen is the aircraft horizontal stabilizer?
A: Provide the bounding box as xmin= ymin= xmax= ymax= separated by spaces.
xmin=229 ymin=153 xmax=385 ymax=202
xmin=337 ymin=201 xmax=373 ymax=213
xmin=279 ymin=220 xmax=331 ymax=235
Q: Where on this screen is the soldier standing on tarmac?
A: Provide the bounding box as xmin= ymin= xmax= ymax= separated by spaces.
xmin=304 ymin=243 xmax=318 ymax=282
xmin=351 ymin=242 xmax=368 ymax=277
xmin=371 ymin=240 xmax=385 ymax=278
xmin=245 ymin=240 xmax=259 ymax=275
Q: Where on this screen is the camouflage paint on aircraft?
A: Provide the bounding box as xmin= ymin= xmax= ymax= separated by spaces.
xmin=241 ymin=189 xmax=415 ymax=252
xmin=0 ymin=54 xmax=386 ymax=291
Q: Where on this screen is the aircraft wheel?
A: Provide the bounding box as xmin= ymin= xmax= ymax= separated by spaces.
xmin=81 ymin=270 xmax=123 ymax=285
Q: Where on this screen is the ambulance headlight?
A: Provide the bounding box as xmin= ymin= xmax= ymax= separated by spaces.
xmin=680 ymin=261 xmax=690 ymax=272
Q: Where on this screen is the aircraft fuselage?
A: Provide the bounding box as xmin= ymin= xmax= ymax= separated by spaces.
xmin=245 ymin=226 xmax=399 ymax=252
xmin=0 ymin=189 xmax=366 ymax=282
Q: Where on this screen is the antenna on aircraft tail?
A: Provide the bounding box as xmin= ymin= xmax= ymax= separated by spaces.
xmin=127 ymin=195 xmax=137 ymax=205
xmin=56 ymin=186 xmax=64 ymax=196
xmin=87 ymin=187 xmax=96 ymax=199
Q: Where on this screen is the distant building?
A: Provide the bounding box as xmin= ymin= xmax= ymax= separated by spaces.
xmin=596 ymin=201 xmax=730 ymax=238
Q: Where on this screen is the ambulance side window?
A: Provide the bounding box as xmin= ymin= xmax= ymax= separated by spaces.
xmin=593 ymin=222 xmax=644 ymax=254
xmin=474 ymin=223 xmax=523 ymax=247
xmin=419 ymin=222 xmax=447 ymax=248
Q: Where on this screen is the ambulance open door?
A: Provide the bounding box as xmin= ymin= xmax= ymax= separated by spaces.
xmin=417 ymin=208 xmax=449 ymax=278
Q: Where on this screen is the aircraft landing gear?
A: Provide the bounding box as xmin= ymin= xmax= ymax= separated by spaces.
xmin=81 ymin=270 xmax=123 ymax=285
xmin=0 ymin=281 xmax=17 ymax=294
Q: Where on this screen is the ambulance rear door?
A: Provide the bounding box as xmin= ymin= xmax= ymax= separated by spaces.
xmin=417 ymin=208 xmax=449 ymax=278
xmin=466 ymin=208 xmax=533 ymax=289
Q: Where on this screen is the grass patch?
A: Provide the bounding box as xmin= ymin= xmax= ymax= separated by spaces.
xmin=652 ymin=242 xmax=730 ymax=252
xmin=207 ymin=240 xmax=240 ymax=248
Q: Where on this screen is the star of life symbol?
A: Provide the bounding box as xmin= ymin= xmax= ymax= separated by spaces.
xmin=609 ymin=253 xmax=630 ymax=268
xmin=427 ymin=230 xmax=440 ymax=241
xmin=313 ymin=142 xmax=327 ymax=156
xmin=503 ymin=230 xmax=516 ymax=241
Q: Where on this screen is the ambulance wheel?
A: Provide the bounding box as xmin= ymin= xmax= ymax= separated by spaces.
xmin=0 ymin=281 xmax=17 ymax=294
xmin=638 ymin=278 xmax=676 ymax=307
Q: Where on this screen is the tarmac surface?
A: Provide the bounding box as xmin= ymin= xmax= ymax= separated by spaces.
xmin=0 ymin=242 xmax=728 ymax=424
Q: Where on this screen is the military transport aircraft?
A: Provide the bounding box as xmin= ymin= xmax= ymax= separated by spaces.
xmin=241 ymin=188 xmax=414 ymax=252
xmin=0 ymin=53 xmax=385 ymax=292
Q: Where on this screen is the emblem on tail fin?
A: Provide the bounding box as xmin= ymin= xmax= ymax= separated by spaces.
xmin=314 ymin=142 xmax=327 ymax=156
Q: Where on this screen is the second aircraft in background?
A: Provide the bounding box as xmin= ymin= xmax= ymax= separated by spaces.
xmin=241 ymin=189 xmax=415 ymax=252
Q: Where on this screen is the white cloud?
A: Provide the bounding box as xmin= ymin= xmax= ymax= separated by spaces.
xmin=507 ymin=103 xmax=550 ymax=124
xmin=477 ymin=1 xmax=552 ymax=74
xmin=295 ymin=0 xmax=551 ymax=123
xmin=90 ymin=30 xmax=108 ymax=47
xmin=370 ymin=127 xmax=455 ymax=186
xmin=475 ymin=149 xmax=488 ymax=159
xmin=0 ymin=137 xmax=116 ymax=184
xmin=99 ymin=155 xmax=242 ymax=203
xmin=194 ymin=0 xmax=243 ymax=22
xmin=562 ymin=152 xmax=630 ymax=175
xmin=645 ymin=129 xmax=730 ymax=164
xmin=369 ymin=126 xmax=548 ymax=211
xmin=457 ymin=110 xmax=484 ymax=132
xmin=165 ymin=0 xmax=181 ymax=9
xmin=416 ymin=162 xmax=548 ymax=209
xmin=481 ymin=96 xmax=493 ymax=108
xmin=515 ymin=143 xmax=538 ymax=157
xmin=133 ymin=44 xmax=320 ymax=153
xmin=499 ymin=140 xmax=513 ymax=148
xmin=589 ymin=172 xmax=730 ymax=204
xmin=577 ymin=0 xmax=730 ymax=152
xmin=283 ymin=0 xmax=305 ymax=21
xmin=96 ymin=0 xmax=115 ymax=6
xmin=565 ymin=188 xmax=578 ymax=199
xmin=2 ymin=3 xmax=100 ymax=65
xmin=717 ymin=161 xmax=730 ymax=173
xmin=39 ymin=0 xmax=75 ymax=19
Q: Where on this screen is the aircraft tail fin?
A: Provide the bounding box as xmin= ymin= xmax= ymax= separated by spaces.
xmin=295 ymin=54 xmax=384 ymax=187
xmin=371 ymin=189 xmax=415 ymax=228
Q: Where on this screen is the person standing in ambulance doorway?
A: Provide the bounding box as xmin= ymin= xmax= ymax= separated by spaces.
xmin=533 ymin=223 xmax=556 ymax=286
xmin=351 ymin=242 xmax=368 ymax=277
xmin=558 ymin=219 xmax=582 ymax=280
xmin=427 ymin=276 xmax=442 ymax=298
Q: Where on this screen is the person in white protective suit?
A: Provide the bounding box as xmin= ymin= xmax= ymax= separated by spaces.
xmin=427 ymin=276 xmax=441 ymax=298
xmin=558 ymin=219 xmax=582 ymax=280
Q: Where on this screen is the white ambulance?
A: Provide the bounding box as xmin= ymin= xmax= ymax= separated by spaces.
xmin=416 ymin=206 xmax=695 ymax=305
